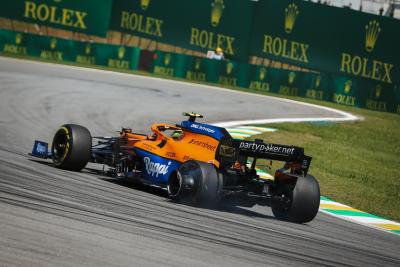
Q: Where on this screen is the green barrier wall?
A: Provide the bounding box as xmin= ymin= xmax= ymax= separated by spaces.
xmin=110 ymin=0 xmax=254 ymax=61
xmin=0 ymin=29 xmax=398 ymax=114
xmin=0 ymin=0 xmax=113 ymax=37
xmin=0 ymin=29 xmax=140 ymax=70
xmin=250 ymin=0 xmax=400 ymax=86
xmin=2 ymin=0 xmax=399 ymax=86
xmin=151 ymin=50 xmax=399 ymax=114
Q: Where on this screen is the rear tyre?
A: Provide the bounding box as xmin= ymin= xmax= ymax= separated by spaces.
xmin=271 ymin=174 xmax=320 ymax=223
xmin=167 ymin=160 xmax=221 ymax=206
xmin=51 ymin=124 xmax=92 ymax=171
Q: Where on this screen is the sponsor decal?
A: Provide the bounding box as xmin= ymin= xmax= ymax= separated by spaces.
xmin=262 ymin=3 xmax=310 ymax=64
xmin=3 ymin=33 xmax=27 ymax=55
xmin=339 ymin=21 xmax=394 ymax=84
xmin=144 ymin=157 xmax=171 ymax=178
xmin=76 ymin=43 xmax=95 ymax=64
xmin=211 ymin=0 xmax=224 ymax=27
xmin=23 ymin=0 xmax=88 ymax=30
xmin=40 ymin=38 xmax=63 ymax=61
xmin=239 ymin=141 xmax=295 ymax=155
xmin=366 ymin=84 xmax=387 ymax=112
xmin=365 ymin=20 xmax=380 ymax=53
xmin=189 ymin=0 xmax=235 ymax=56
xmin=284 ymin=3 xmax=299 ymax=34
xmin=119 ymin=0 xmax=163 ymax=38
xmin=36 ymin=142 xmax=47 ymax=154
xmin=183 ymin=155 xmax=194 ymax=161
xmin=333 ymin=80 xmax=356 ymax=106
xmin=142 ymin=143 xmax=156 ymax=151
xmin=165 ymin=151 xmax=176 ymax=158
xmin=141 ymin=0 xmax=151 ymax=11
xmin=190 ymin=124 xmax=215 ymax=133
xmin=188 ymin=138 xmax=216 ymax=152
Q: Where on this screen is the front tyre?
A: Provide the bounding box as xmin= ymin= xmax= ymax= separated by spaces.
xmin=51 ymin=124 xmax=92 ymax=171
xmin=271 ymin=174 xmax=320 ymax=223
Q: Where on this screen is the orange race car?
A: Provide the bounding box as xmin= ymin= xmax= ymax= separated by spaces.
xmin=30 ymin=112 xmax=320 ymax=223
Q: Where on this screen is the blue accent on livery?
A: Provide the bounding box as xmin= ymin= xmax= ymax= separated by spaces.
xmin=31 ymin=140 xmax=50 ymax=158
xmin=180 ymin=121 xmax=226 ymax=140
xmin=133 ymin=148 xmax=181 ymax=185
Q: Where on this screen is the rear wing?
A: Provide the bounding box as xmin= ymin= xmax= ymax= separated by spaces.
xmin=232 ymin=139 xmax=312 ymax=175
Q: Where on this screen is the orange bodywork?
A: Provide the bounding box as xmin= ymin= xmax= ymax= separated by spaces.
xmin=120 ymin=123 xmax=220 ymax=168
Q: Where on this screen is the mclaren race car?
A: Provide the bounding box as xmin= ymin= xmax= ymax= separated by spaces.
xmin=30 ymin=112 xmax=320 ymax=223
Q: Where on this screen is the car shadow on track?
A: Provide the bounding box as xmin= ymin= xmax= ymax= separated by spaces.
xmin=28 ymin=161 xmax=276 ymax=220
xmin=98 ymin=173 xmax=275 ymax=220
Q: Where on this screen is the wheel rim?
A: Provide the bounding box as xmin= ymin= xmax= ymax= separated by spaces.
xmin=52 ymin=127 xmax=70 ymax=164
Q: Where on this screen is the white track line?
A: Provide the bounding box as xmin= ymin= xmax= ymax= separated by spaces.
xmin=2 ymin=56 xmax=360 ymax=127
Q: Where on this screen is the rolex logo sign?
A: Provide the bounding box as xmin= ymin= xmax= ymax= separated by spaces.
xmin=344 ymin=80 xmax=352 ymax=93
xmin=288 ymin=71 xmax=296 ymax=85
xmin=375 ymin=84 xmax=382 ymax=98
xmin=226 ymin=62 xmax=234 ymax=75
xmin=315 ymin=75 xmax=321 ymax=88
xmin=50 ymin=38 xmax=57 ymax=49
xmin=285 ymin=3 xmax=299 ymax=34
xmin=15 ymin=33 xmax=23 ymax=45
xmin=259 ymin=67 xmax=267 ymax=81
xmin=141 ymin=0 xmax=150 ymax=10
xmin=365 ymin=20 xmax=381 ymax=52
xmin=85 ymin=43 xmax=91 ymax=55
xmin=194 ymin=58 xmax=202 ymax=70
xmin=164 ymin=54 xmax=172 ymax=66
xmin=211 ymin=0 xmax=225 ymax=27
xmin=118 ymin=47 xmax=126 ymax=59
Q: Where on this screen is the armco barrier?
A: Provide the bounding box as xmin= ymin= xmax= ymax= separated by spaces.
xmin=0 ymin=29 xmax=399 ymax=114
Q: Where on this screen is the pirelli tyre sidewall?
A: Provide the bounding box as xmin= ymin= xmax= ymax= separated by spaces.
xmin=272 ymin=174 xmax=320 ymax=224
xmin=51 ymin=124 xmax=91 ymax=171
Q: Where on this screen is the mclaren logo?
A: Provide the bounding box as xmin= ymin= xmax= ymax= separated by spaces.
xmin=365 ymin=20 xmax=381 ymax=52
xmin=211 ymin=0 xmax=224 ymax=27
xmin=285 ymin=3 xmax=299 ymax=34
xmin=141 ymin=0 xmax=150 ymax=11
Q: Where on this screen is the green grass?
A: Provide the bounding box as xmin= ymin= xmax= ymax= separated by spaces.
xmin=249 ymin=109 xmax=400 ymax=221
xmin=2 ymin=52 xmax=400 ymax=221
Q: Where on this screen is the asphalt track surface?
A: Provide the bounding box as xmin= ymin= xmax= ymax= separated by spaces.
xmin=0 ymin=57 xmax=399 ymax=267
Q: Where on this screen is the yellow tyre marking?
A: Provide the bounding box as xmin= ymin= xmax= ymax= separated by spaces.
xmin=59 ymin=127 xmax=70 ymax=162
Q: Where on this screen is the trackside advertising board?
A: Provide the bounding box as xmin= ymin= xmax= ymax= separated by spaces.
xmin=0 ymin=29 xmax=140 ymax=70
xmin=109 ymin=0 xmax=254 ymax=61
xmin=0 ymin=29 xmax=399 ymax=114
xmin=250 ymin=0 xmax=400 ymax=86
xmin=0 ymin=0 xmax=113 ymax=37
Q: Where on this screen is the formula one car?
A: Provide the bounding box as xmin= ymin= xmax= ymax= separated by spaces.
xmin=30 ymin=112 xmax=320 ymax=223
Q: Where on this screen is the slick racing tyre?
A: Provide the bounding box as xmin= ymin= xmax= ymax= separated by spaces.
xmin=271 ymin=174 xmax=320 ymax=223
xmin=168 ymin=160 xmax=222 ymax=206
xmin=51 ymin=124 xmax=92 ymax=171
